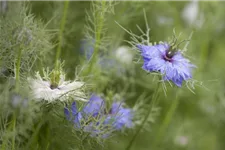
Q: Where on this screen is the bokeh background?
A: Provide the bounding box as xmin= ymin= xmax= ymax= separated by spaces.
xmin=1 ymin=1 xmax=225 ymax=150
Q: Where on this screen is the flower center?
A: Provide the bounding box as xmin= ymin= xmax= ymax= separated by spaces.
xmin=50 ymin=70 xmax=60 ymax=89
xmin=164 ymin=50 xmax=175 ymax=61
xmin=50 ymin=84 xmax=58 ymax=89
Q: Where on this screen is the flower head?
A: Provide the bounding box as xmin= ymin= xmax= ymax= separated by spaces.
xmin=83 ymin=94 xmax=105 ymax=117
xmin=11 ymin=93 xmax=28 ymax=108
xmin=64 ymin=94 xmax=134 ymax=138
xmin=115 ymin=46 xmax=134 ymax=65
xmin=174 ymin=135 xmax=189 ymax=147
xmin=80 ymin=39 xmax=95 ymax=60
xmin=137 ymin=43 xmax=195 ymax=87
xmin=28 ymin=71 xmax=86 ymax=102
xmin=105 ymin=102 xmax=133 ymax=130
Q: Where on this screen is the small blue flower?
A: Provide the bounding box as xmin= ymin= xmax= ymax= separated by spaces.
xmin=64 ymin=102 xmax=82 ymax=128
xmin=83 ymin=94 xmax=105 ymax=117
xmin=80 ymin=39 xmax=95 ymax=60
xmin=105 ymin=102 xmax=133 ymax=130
xmin=11 ymin=93 xmax=28 ymax=108
xmin=64 ymin=94 xmax=134 ymax=138
xmin=137 ymin=43 xmax=195 ymax=87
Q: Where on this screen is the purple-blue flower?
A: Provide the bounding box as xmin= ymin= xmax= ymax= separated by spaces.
xmin=80 ymin=39 xmax=95 ymax=60
xmin=83 ymin=94 xmax=105 ymax=117
xmin=64 ymin=102 xmax=82 ymax=128
xmin=105 ymin=102 xmax=133 ymax=130
xmin=64 ymin=94 xmax=134 ymax=138
xmin=137 ymin=43 xmax=195 ymax=87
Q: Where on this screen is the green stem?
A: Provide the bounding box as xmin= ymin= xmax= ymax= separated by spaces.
xmin=84 ymin=1 xmax=106 ymax=74
xmin=125 ymin=84 xmax=160 ymax=150
xmin=199 ymin=38 xmax=210 ymax=72
xmin=12 ymin=113 xmax=16 ymax=150
xmin=152 ymin=91 xmax=179 ymax=149
xmin=1 ymin=141 xmax=6 ymax=150
xmin=45 ymin=143 xmax=50 ymax=150
xmin=15 ymin=46 xmax=23 ymax=91
xmin=55 ymin=0 xmax=70 ymax=68
xmin=26 ymin=116 xmax=48 ymax=149
xmin=1 ymin=113 xmax=17 ymax=150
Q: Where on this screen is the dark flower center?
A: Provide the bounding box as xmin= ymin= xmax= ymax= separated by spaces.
xmin=164 ymin=50 xmax=175 ymax=61
xmin=50 ymin=84 xmax=58 ymax=89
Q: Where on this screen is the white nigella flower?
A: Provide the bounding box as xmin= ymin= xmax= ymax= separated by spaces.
xmin=115 ymin=46 xmax=133 ymax=65
xmin=28 ymin=71 xmax=86 ymax=102
xmin=174 ymin=135 xmax=189 ymax=147
xmin=182 ymin=0 xmax=204 ymax=28
xmin=182 ymin=1 xmax=199 ymax=25
xmin=157 ymin=16 xmax=174 ymax=26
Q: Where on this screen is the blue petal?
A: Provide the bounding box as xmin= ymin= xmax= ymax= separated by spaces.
xmin=154 ymin=43 xmax=169 ymax=54
xmin=105 ymin=102 xmax=133 ymax=130
xmin=137 ymin=44 xmax=161 ymax=59
xmin=146 ymin=58 xmax=166 ymax=72
xmin=64 ymin=107 xmax=70 ymax=120
xmin=83 ymin=94 xmax=105 ymax=117
xmin=71 ymin=102 xmax=78 ymax=115
xmin=74 ymin=112 xmax=82 ymax=128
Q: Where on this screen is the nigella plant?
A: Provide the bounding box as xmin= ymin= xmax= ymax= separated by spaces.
xmin=28 ymin=67 xmax=87 ymax=103
xmin=64 ymin=94 xmax=134 ymax=138
xmin=117 ymin=12 xmax=197 ymax=150
xmin=137 ymin=40 xmax=196 ymax=87
xmin=117 ymin=12 xmax=196 ymax=88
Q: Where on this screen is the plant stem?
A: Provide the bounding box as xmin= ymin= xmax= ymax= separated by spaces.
xmin=15 ymin=46 xmax=22 ymax=91
xmin=12 ymin=113 xmax=16 ymax=150
xmin=152 ymin=91 xmax=179 ymax=149
xmin=84 ymin=1 xmax=106 ymax=75
xmin=12 ymin=45 xmax=22 ymax=149
xmin=55 ymin=0 xmax=69 ymax=68
xmin=125 ymin=83 xmax=160 ymax=150
xmin=26 ymin=113 xmax=48 ymax=149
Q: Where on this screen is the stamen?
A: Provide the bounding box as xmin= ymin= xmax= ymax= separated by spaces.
xmin=50 ymin=84 xmax=58 ymax=89
xmin=164 ymin=50 xmax=175 ymax=61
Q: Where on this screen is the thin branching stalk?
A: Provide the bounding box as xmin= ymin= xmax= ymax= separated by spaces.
xmin=15 ymin=46 xmax=23 ymax=91
xmin=199 ymin=39 xmax=210 ymax=72
xmin=25 ymin=114 xmax=48 ymax=149
xmin=11 ymin=113 xmax=16 ymax=150
xmin=125 ymin=83 xmax=160 ymax=150
xmin=82 ymin=1 xmax=112 ymax=76
xmin=55 ymin=1 xmax=69 ymax=68
xmin=88 ymin=1 xmax=106 ymax=71
xmin=152 ymin=90 xmax=179 ymax=148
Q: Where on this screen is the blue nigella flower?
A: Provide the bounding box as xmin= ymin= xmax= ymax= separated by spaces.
xmin=64 ymin=94 xmax=134 ymax=138
xmin=79 ymin=39 xmax=131 ymax=76
xmin=80 ymin=39 xmax=95 ymax=60
xmin=137 ymin=43 xmax=195 ymax=87
xmin=105 ymin=102 xmax=133 ymax=130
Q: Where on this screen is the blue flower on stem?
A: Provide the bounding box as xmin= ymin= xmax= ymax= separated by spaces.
xmin=64 ymin=94 xmax=134 ymax=138
xmin=137 ymin=43 xmax=195 ymax=87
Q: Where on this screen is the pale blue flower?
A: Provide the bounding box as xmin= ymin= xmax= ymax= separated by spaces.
xmin=137 ymin=43 xmax=195 ymax=87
